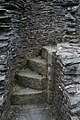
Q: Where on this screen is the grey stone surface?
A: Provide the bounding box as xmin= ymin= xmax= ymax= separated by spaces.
xmin=41 ymin=45 xmax=56 ymax=103
xmin=8 ymin=104 xmax=54 ymax=120
xmin=0 ymin=0 xmax=80 ymax=120
xmin=16 ymin=68 xmax=47 ymax=90
xmin=28 ymin=56 xmax=47 ymax=76
xmin=53 ymin=43 xmax=80 ymax=120
xmin=0 ymin=1 xmax=13 ymax=120
xmin=11 ymin=85 xmax=47 ymax=105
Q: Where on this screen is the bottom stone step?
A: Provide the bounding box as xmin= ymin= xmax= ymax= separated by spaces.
xmin=11 ymin=85 xmax=47 ymax=105
xmin=8 ymin=104 xmax=54 ymax=120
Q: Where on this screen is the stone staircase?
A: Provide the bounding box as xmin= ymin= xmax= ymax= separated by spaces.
xmin=11 ymin=45 xmax=55 ymax=105
xmin=9 ymin=45 xmax=55 ymax=120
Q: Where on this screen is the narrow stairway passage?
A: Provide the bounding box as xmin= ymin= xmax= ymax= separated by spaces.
xmin=8 ymin=45 xmax=55 ymax=120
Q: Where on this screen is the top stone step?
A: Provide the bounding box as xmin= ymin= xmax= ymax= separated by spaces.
xmin=42 ymin=45 xmax=55 ymax=60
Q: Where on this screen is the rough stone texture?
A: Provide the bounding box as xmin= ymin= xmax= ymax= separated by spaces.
xmin=42 ymin=45 xmax=56 ymax=103
xmin=16 ymin=68 xmax=47 ymax=90
xmin=28 ymin=56 xmax=47 ymax=76
xmin=11 ymin=85 xmax=47 ymax=105
xmin=5 ymin=0 xmax=79 ymax=75
xmin=62 ymin=0 xmax=79 ymax=42
xmin=0 ymin=1 xmax=13 ymax=120
xmin=53 ymin=43 xmax=80 ymax=120
xmin=8 ymin=104 xmax=54 ymax=120
xmin=4 ymin=0 xmax=64 ymax=73
xmin=0 ymin=0 xmax=80 ymax=120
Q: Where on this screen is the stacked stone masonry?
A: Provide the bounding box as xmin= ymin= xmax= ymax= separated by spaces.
xmin=3 ymin=0 xmax=59 ymax=72
xmin=3 ymin=0 xmax=80 ymax=72
xmin=0 ymin=1 xmax=13 ymax=120
xmin=62 ymin=0 xmax=79 ymax=42
xmin=53 ymin=43 xmax=80 ymax=120
xmin=0 ymin=0 xmax=80 ymax=120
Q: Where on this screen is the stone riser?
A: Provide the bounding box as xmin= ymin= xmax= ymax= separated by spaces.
xmin=28 ymin=57 xmax=47 ymax=76
xmin=16 ymin=74 xmax=47 ymax=90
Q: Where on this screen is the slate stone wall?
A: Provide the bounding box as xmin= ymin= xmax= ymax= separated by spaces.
xmin=0 ymin=1 xmax=13 ymax=120
xmin=53 ymin=43 xmax=80 ymax=120
xmin=52 ymin=1 xmax=80 ymax=120
xmin=4 ymin=0 xmax=65 ymax=72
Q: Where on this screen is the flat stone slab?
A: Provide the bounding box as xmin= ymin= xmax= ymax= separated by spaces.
xmin=17 ymin=68 xmax=47 ymax=90
xmin=8 ymin=104 xmax=55 ymax=120
xmin=28 ymin=56 xmax=47 ymax=76
xmin=11 ymin=85 xmax=46 ymax=105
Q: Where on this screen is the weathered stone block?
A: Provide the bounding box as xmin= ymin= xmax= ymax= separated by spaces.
xmin=16 ymin=68 xmax=47 ymax=90
xmin=28 ymin=57 xmax=47 ymax=76
xmin=11 ymin=85 xmax=47 ymax=105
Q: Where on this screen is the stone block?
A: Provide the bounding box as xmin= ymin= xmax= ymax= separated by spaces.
xmin=11 ymin=85 xmax=47 ymax=105
xmin=16 ymin=68 xmax=47 ymax=90
xmin=28 ymin=56 xmax=47 ymax=76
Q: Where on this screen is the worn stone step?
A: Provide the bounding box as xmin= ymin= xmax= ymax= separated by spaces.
xmin=42 ymin=45 xmax=55 ymax=60
xmin=0 ymin=16 xmax=11 ymax=23
xmin=28 ymin=56 xmax=47 ymax=76
xmin=8 ymin=104 xmax=53 ymax=120
xmin=11 ymin=85 xmax=47 ymax=105
xmin=16 ymin=68 xmax=47 ymax=90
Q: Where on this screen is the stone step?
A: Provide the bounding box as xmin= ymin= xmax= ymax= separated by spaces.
xmin=42 ymin=45 xmax=55 ymax=60
xmin=8 ymin=104 xmax=53 ymax=120
xmin=0 ymin=16 xmax=11 ymax=23
xmin=28 ymin=56 xmax=47 ymax=76
xmin=11 ymin=85 xmax=47 ymax=105
xmin=16 ymin=68 xmax=47 ymax=90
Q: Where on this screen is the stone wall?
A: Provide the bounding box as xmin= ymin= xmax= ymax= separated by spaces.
xmin=52 ymin=1 xmax=80 ymax=120
xmin=4 ymin=0 xmax=66 ymax=72
xmin=53 ymin=43 xmax=80 ymax=120
xmin=0 ymin=1 xmax=13 ymax=120
xmin=5 ymin=0 xmax=80 ymax=72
